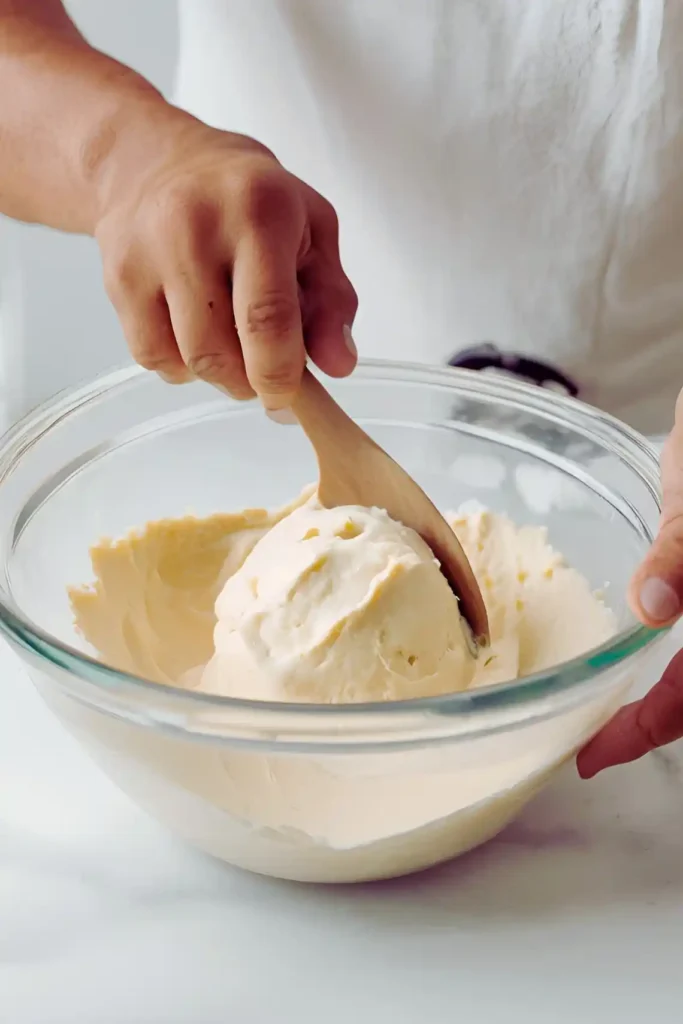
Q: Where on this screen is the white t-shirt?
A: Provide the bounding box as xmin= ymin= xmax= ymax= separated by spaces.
xmin=175 ymin=0 xmax=682 ymax=435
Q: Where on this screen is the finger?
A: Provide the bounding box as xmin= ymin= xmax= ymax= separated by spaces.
xmin=629 ymin=391 xmax=683 ymax=626
xmin=300 ymin=190 xmax=358 ymax=377
xmin=165 ymin=269 xmax=255 ymax=400
xmin=232 ymin=232 xmax=305 ymax=410
xmin=102 ymin=249 xmax=191 ymax=383
xmin=299 ymin=256 xmax=358 ymax=378
xmin=577 ymin=647 xmax=683 ymax=777
xmin=114 ymin=289 xmax=191 ymax=384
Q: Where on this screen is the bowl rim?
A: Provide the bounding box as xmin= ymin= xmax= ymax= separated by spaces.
xmin=0 ymin=359 xmax=669 ymax=742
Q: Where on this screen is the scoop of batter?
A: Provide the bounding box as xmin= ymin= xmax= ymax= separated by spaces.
xmin=201 ymin=501 xmax=476 ymax=702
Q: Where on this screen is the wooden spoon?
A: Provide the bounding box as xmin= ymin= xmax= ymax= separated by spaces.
xmin=290 ymin=369 xmax=490 ymax=648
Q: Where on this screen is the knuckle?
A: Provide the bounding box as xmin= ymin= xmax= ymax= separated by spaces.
xmin=156 ymin=368 xmax=193 ymax=385
xmin=245 ymin=292 xmax=299 ymax=336
xmin=154 ymin=179 xmax=195 ymax=223
xmin=102 ymin=250 xmax=140 ymax=301
xmin=134 ymin=349 xmax=180 ymax=374
xmin=635 ymin=700 xmax=666 ymax=753
xmin=187 ymin=350 xmax=242 ymax=383
xmin=144 ymin=181 xmax=212 ymax=247
xmin=302 ymin=253 xmax=358 ymax=318
xmin=135 ymin=351 xmax=168 ymax=371
xmin=229 ymin=133 xmax=276 ymax=161
xmin=232 ymin=387 xmax=256 ymax=401
xmin=339 ymin=278 xmax=359 ymax=317
xmin=319 ymin=196 xmax=340 ymax=235
xmin=317 ymin=273 xmax=359 ymax=321
xmin=255 ymin=363 xmax=300 ymax=393
xmin=216 ymin=383 xmax=255 ymax=402
xmin=238 ymin=170 xmax=296 ymax=228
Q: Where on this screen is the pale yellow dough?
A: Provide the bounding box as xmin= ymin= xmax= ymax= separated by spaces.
xmin=69 ymin=488 xmax=616 ymax=698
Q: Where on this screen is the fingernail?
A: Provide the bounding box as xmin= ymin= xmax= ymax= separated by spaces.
xmin=343 ymin=325 xmax=357 ymax=359
xmin=639 ymin=578 xmax=680 ymax=622
xmin=266 ymin=407 xmax=297 ymax=426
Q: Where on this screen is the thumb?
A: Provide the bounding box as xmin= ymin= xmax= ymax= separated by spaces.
xmin=629 ymin=395 xmax=683 ymax=627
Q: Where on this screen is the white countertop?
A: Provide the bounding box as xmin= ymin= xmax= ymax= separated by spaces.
xmin=3 ymin=628 xmax=683 ymax=1024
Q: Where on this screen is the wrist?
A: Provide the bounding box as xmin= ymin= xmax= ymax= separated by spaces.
xmin=79 ymin=88 xmax=199 ymax=233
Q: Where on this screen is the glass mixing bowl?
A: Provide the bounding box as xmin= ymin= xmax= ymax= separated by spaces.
xmin=0 ymin=361 xmax=668 ymax=883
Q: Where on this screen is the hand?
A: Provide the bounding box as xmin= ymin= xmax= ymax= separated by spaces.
xmin=94 ymin=105 xmax=358 ymax=410
xmin=578 ymin=389 xmax=683 ymax=777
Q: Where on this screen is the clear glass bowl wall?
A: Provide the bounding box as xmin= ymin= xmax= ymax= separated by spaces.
xmin=0 ymin=362 xmax=666 ymax=882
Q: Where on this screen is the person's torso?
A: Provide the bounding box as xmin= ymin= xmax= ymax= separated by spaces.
xmin=175 ymin=0 xmax=683 ymax=434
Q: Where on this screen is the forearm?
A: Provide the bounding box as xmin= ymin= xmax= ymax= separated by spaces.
xmin=0 ymin=0 xmax=175 ymax=234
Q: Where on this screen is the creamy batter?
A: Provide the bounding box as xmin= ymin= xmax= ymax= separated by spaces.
xmin=70 ymin=489 xmax=616 ymax=698
xmin=202 ymin=500 xmax=477 ymax=703
xmin=65 ymin=491 xmax=620 ymax=882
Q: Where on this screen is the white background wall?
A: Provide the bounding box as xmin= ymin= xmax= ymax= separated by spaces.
xmin=0 ymin=0 xmax=178 ymax=427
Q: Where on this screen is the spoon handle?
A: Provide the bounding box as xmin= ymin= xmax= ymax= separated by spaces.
xmin=290 ymin=369 xmax=489 ymax=644
xmin=291 ymin=369 xmax=363 ymax=445
xmin=290 ymin=369 xmax=377 ymax=505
